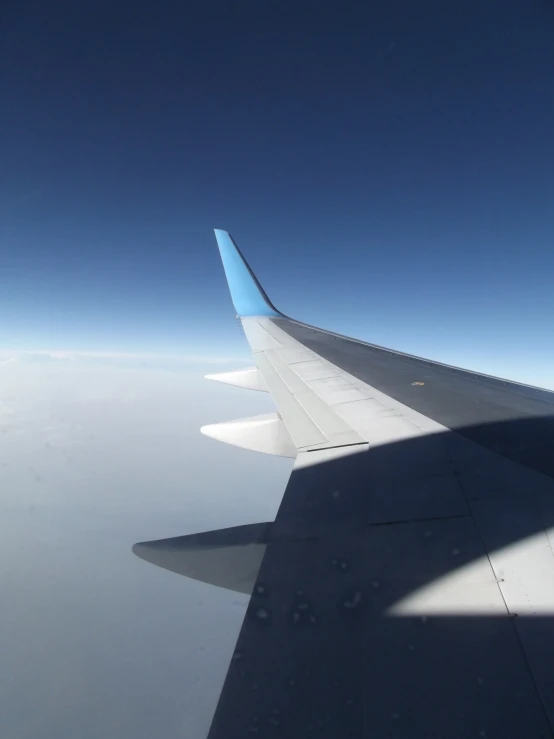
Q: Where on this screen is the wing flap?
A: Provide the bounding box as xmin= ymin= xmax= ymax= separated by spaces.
xmin=254 ymin=352 xmax=329 ymax=449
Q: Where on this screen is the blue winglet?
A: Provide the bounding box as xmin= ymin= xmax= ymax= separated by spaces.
xmin=214 ymin=230 xmax=282 ymax=317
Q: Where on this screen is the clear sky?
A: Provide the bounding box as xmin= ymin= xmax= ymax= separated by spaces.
xmin=1 ymin=1 xmax=554 ymax=385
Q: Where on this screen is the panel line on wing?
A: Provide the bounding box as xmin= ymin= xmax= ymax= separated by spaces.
xmin=261 ymin=347 xmax=366 ymax=448
xmin=254 ymin=352 xmax=329 ymax=449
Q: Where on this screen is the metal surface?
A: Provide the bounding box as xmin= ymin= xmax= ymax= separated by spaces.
xmin=205 ymin=335 xmax=554 ymax=736
xmin=205 ymin=366 xmax=268 ymax=392
xmin=214 ymin=230 xmax=282 ymax=317
xmin=200 ymin=413 xmax=296 ymax=458
xmin=277 ymin=317 xmax=554 ymax=477
xmin=199 ymin=234 xmax=554 ymax=738
xmin=208 ymin=437 xmax=554 ymax=738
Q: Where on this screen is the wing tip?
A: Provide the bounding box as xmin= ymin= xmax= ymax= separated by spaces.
xmin=213 ymin=229 xmax=282 ymax=318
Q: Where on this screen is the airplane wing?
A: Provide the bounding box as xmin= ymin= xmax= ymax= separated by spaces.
xmin=137 ymin=230 xmax=554 ymax=738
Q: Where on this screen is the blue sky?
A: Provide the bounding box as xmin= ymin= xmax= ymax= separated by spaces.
xmin=1 ymin=1 xmax=553 ymax=384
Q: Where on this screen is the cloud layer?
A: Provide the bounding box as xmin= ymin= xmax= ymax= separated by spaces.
xmin=0 ymin=358 xmax=290 ymax=739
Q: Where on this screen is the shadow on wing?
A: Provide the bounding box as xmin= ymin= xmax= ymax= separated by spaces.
xmin=133 ymin=416 xmax=554 ymax=737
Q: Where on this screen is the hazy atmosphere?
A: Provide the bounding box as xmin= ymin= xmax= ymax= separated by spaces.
xmin=1 ymin=0 xmax=553 ymax=737
xmin=0 ymin=354 xmax=290 ymax=738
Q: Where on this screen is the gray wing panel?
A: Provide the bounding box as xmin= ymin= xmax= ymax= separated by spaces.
xmin=275 ymin=317 xmax=554 ymax=477
xmin=208 ymin=439 xmax=553 ymax=738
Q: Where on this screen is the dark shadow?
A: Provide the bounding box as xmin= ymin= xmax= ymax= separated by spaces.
xmin=133 ymin=523 xmax=270 ymax=595
xmin=134 ymin=417 xmax=554 ymax=738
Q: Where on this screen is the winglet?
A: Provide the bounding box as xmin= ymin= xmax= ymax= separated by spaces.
xmin=214 ymin=230 xmax=282 ymax=317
